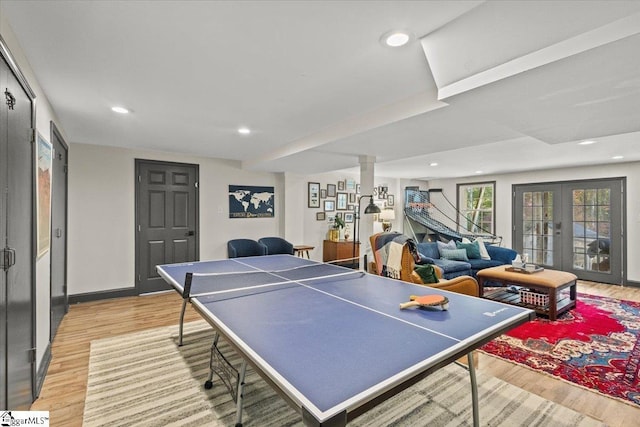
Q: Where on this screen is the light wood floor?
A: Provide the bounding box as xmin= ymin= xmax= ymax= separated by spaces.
xmin=31 ymin=282 xmax=640 ymax=426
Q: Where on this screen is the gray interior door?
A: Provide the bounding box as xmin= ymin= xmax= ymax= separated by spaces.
xmin=50 ymin=123 xmax=68 ymax=340
xmin=136 ymin=160 xmax=199 ymax=294
xmin=1 ymin=50 xmax=35 ymax=409
xmin=514 ymin=178 xmax=624 ymax=285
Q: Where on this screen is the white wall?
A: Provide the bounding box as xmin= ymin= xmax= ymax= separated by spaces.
xmin=68 ymin=143 xmax=282 ymax=294
xmin=283 ymin=172 xmax=306 ymax=246
xmin=427 ymin=161 xmax=640 ymax=283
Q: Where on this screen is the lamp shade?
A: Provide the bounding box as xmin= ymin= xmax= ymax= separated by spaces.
xmin=363 ymin=197 xmax=381 ymax=214
xmin=379 ymin=209 xmax=395 ymax=221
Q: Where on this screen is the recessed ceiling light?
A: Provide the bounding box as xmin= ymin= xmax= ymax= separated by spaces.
xmin=612 ymin=155 xmax=624 ymax=160
xmin=475 ymin=170 xmax=483 ymax=174
xmin=237 ymin=127 xmax=251 ymax=135
xmin=578 ymin=140 xmax=597 ymax=145
xmin=111 ymin=106 xmax=129 ymax=114
xmin=430 ymin=162 xmax=439 ymax=167
xmin=381 ymin=30 xmax=412 ymax=47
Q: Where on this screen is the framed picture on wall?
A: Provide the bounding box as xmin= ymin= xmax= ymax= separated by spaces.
xmin=338 ymin=180 xmax=345 ymax=191
xmin=344 ymin=212 xmax=354 ymax=223
xmin=316 ymin=212 xmax=326 ymax=220
xmin=337 ymin=192 xmax=348 ymax=210
xmin=320 ymin=189 xmax=327 ymax=199
xmin=327 ymin=184 xmax=336 ymax=197
xmin=229 ymin=185 xmax=275 ymax=218
xmin=308 ymin=182 xmax=320 ymax=208
xmin=387 ymin=194 xmax=394 ymax=206
xmin=349 ymin=193 xmax=356 ymax=203
xmin=346 ymin=179 xmax=356 ymax=191
xmin=324 ymin=200 xmax=335 ymax=211
xmin=377 ymin=186 xmax=388 ymax=199
xmin=36 ymin=133 xmax=53 ymax=259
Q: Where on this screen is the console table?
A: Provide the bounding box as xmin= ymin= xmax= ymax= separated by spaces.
xmin=323 ymin=240 xmax=359 ymax=268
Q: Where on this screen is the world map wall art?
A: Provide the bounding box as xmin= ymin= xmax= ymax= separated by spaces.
xmin=228 ymin=185 xmax=275 ymax=218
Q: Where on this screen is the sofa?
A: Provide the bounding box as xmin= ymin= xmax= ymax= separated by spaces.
xmin=369 ymin=233 xmax=479 ymax=297
xmin=416 ymin=240 xmax=517 ymax=280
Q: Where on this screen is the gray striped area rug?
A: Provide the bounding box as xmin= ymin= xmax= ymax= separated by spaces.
xmin=83 ymin=321 xmax=604 ymax=427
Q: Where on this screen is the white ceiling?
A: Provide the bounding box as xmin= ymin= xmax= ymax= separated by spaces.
xmin=2 ymin=0 xmax=639 ymax=180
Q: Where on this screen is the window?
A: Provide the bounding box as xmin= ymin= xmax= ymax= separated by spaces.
xmin=456 ymin=181 xmax=495 ymax=235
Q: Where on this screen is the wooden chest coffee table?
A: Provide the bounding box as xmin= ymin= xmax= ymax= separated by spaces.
xmin=476 ymin=266 xmax=577 ymax=320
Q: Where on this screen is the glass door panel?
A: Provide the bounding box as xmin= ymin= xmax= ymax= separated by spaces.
xmin=515 ymin=185 xmax=561 ymax=268
xmin=522 ymin=190 xmax=554 ymax=266
xmin=566 ymin=182 xmax=620 ymax=281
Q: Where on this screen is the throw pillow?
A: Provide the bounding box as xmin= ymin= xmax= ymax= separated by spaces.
xmin=456 ymin=241 xmax=481 ymax=259
xmin=475 ymin=237 xmax=491 ymax=260
xmin=414 ymin=264 xmax=439 ymax=284
xmin=440 ymin=248 xmax=469 ymax=261
xmin=436 ymin=240 xmax=456 ymax=254
xmin=417 ymin=242 xmax=440 ymax=260
xmin=417 ymin=253 xmax=436 ymax=265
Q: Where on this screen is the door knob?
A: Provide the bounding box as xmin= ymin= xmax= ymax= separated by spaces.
xmin=186 ymin=230 xmax=195 ymax=236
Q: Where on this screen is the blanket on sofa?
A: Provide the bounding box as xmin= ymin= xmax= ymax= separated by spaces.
xmin=372 ymin=233 xmax=419 ymax=279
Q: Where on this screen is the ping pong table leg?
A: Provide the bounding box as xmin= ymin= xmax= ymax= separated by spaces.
xmin=178 ymin=298 xmax=188 ymax=346
xmin=204 ymin=333 xmax=219 ymax=389
xmin=235 ymin=361 xmax=248 ymax=427
xmin=467 ymin=352 xmax=479 ymax=427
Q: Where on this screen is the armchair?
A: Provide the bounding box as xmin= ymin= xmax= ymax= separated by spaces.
xmin=227 ymin=239 xmax=268 ymax=258
xmin=369 ymin=233 xmax=479 ymax=297
xmin=258 ymin=237 xmax=294 ymax=255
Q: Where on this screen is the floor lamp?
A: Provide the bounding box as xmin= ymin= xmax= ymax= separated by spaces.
xmin=353 ymin=195 xmax=381 ymax=269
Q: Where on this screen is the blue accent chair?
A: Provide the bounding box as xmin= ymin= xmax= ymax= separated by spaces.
xmin=227 ymin=239 xmax=267 ymax=258
xmin=258 ymin=237 xmax=294 ymax=255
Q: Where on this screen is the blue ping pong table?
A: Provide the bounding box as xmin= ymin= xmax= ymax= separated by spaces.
xmin=157 ymin=254 xmax=534 ymax=427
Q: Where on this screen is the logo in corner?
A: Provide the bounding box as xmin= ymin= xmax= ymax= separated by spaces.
xmin=1 ymin=412 xmax=14 ymax=427
xmin=483 ymin=308 xmax=508 ymax=317
xmin=1 ymin=411 xmax=49 ymax=426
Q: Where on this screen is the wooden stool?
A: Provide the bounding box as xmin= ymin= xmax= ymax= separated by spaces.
xmin=293 ymin=245 xmax=314 ymax=259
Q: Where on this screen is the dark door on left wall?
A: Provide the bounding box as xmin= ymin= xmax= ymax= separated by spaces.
xmin=49 ymin=123 xmax=68 ymax=341
xmin=1 ymin=41 xmax=36 ymax=409
xmin=135 ymin=160 xmax=199 ymax=294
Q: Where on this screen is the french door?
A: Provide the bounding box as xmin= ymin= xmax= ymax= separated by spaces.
xmin=513 ymin=178 xmax=624 ymax=284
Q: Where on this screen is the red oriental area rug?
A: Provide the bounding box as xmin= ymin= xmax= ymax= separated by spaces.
xmin=481 ymin=293 xmax=640 ymax=406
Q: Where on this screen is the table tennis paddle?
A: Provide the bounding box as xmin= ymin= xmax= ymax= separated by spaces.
xmin=399 ymin=294 xmax=449 ymax=310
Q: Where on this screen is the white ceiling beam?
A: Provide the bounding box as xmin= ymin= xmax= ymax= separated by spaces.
xmin=431 ymin=12 xmax=640 ymax=100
